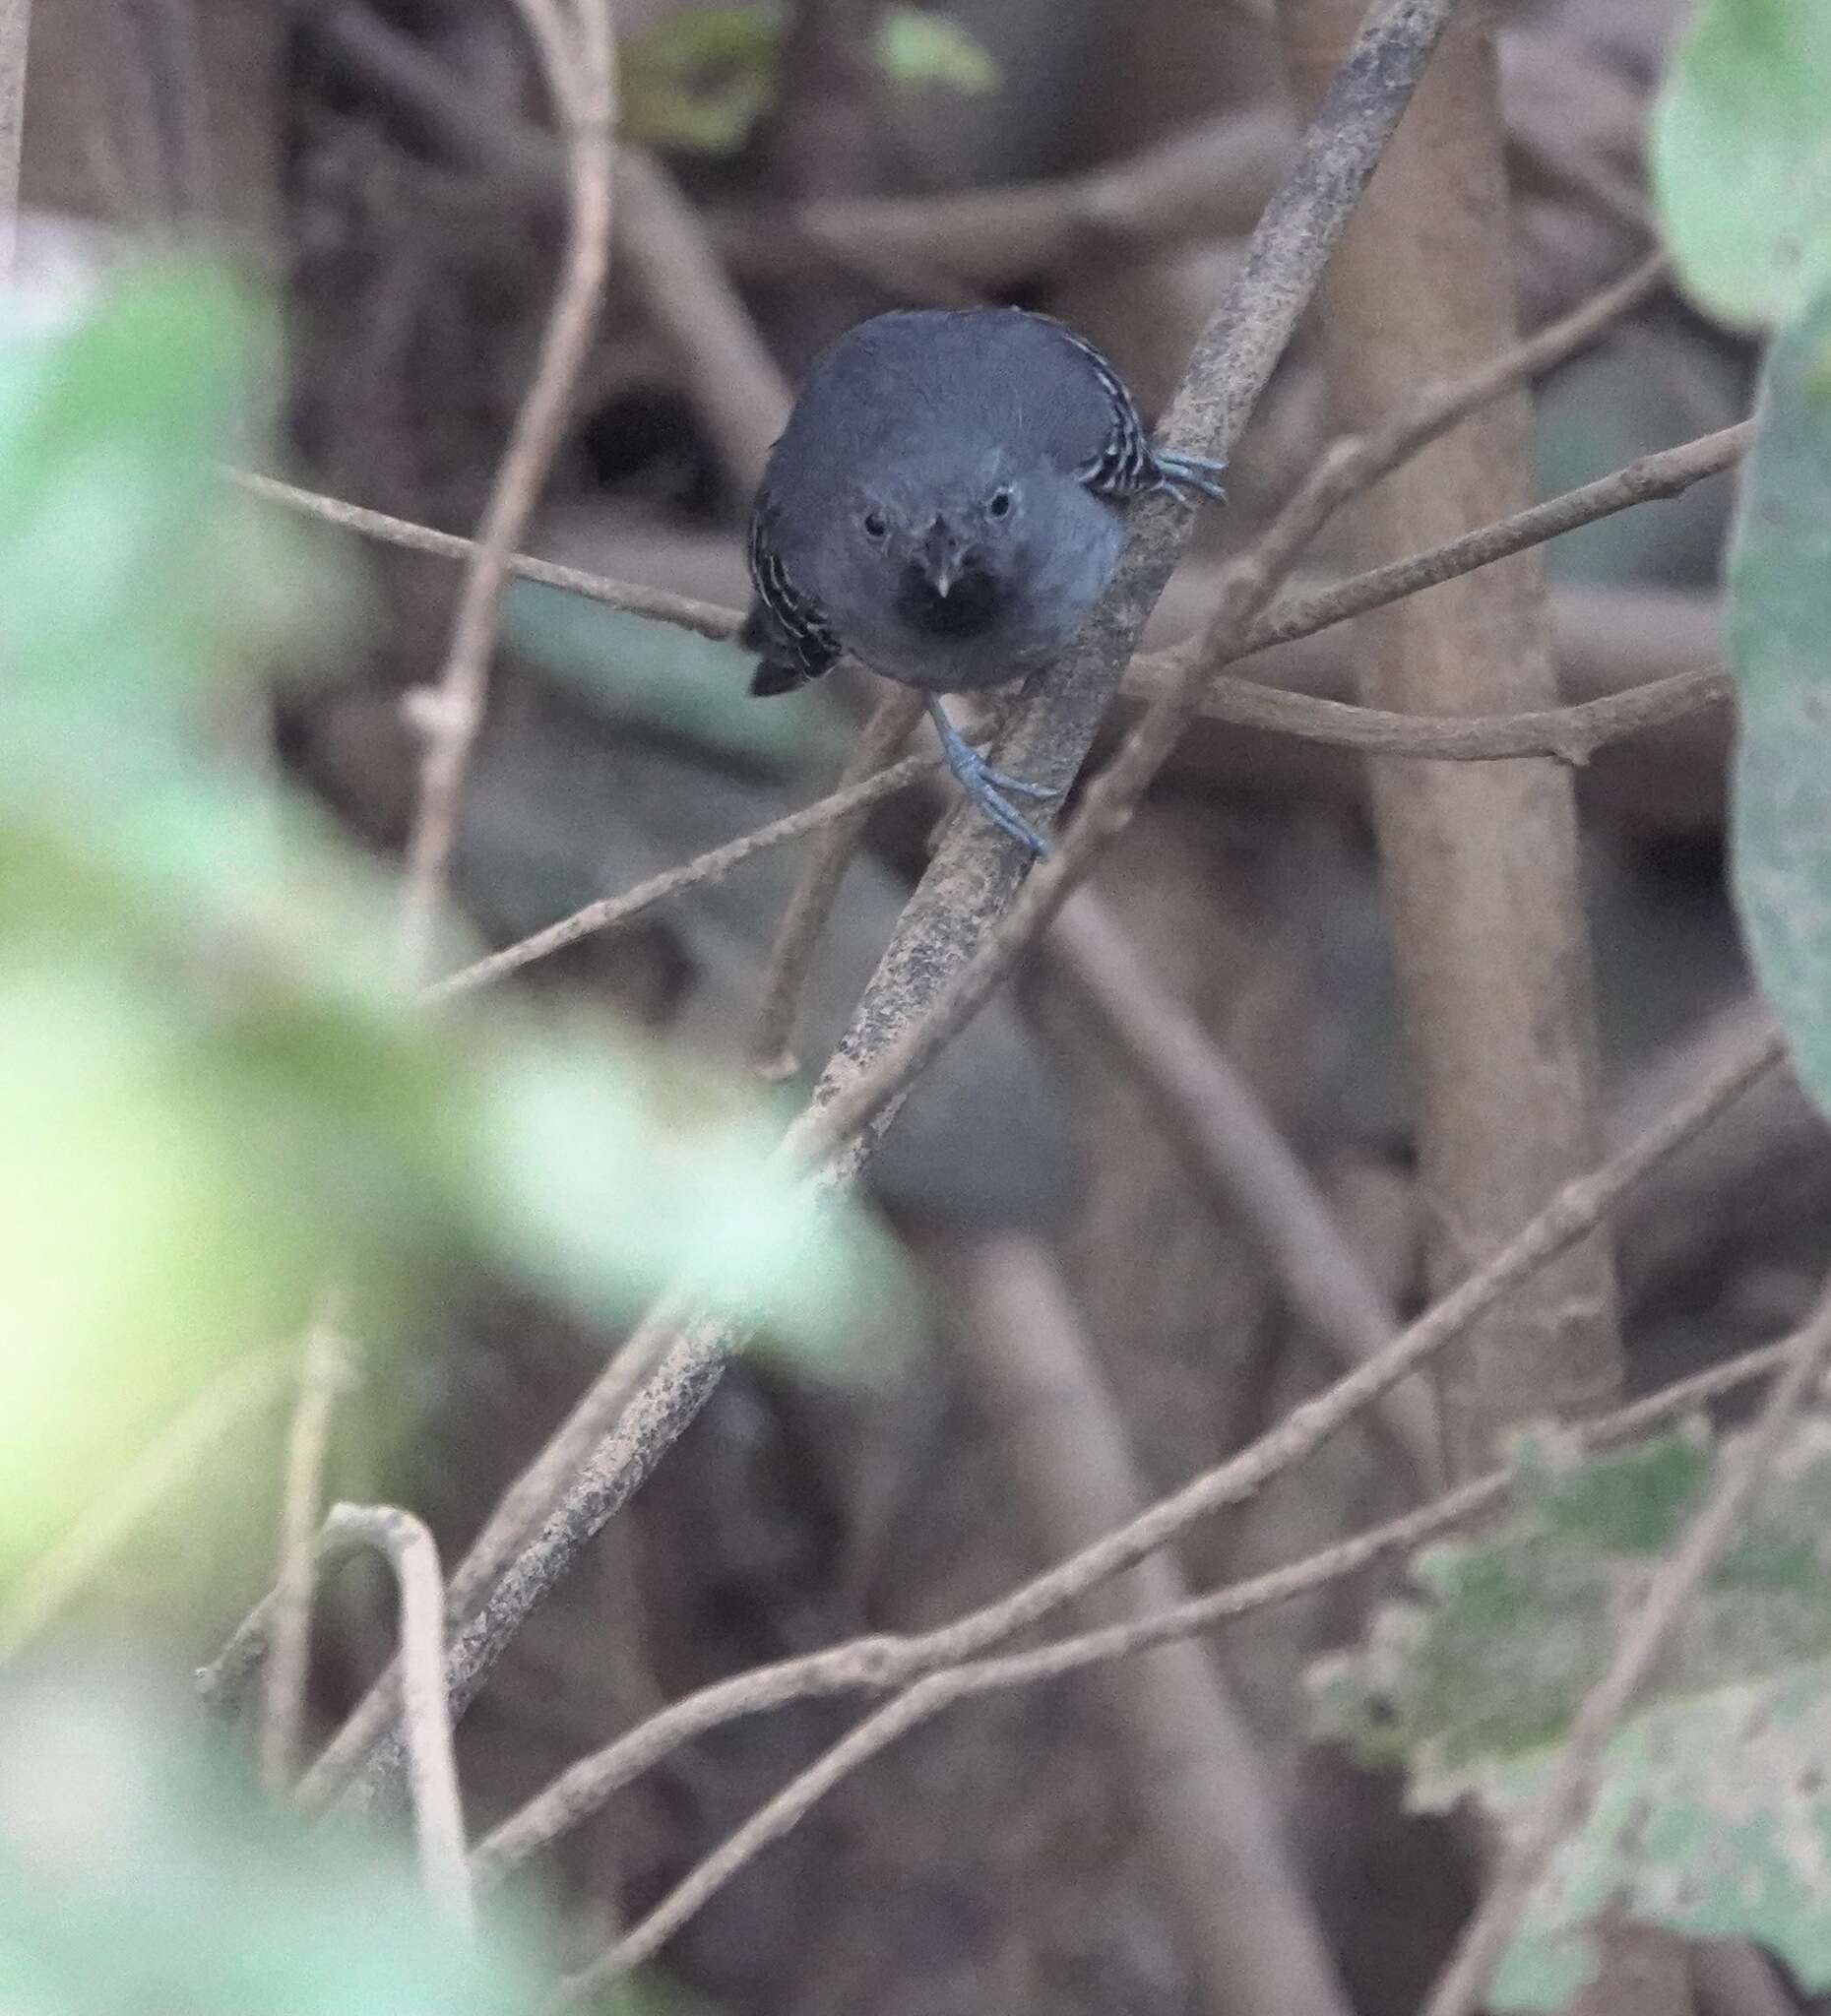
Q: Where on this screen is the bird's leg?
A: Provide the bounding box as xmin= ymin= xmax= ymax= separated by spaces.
xmin=1149 ymin=449 xmax=1229 ymax=504
xmin=925 ymin=695 xmax=1054 ymax=858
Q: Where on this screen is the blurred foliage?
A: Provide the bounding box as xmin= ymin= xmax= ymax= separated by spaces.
xmin=0 ymin=259 xmax=891 ymax=1586
xmin=0 ymin=1663 xmax=545 ymax=2013
xmin=1651 ymin=0 xmax=1831 ymax=331
xmin=1312 ymin=1417 xmax=1831 ymax=2008
xmin=1724 ymin=286 xmax=1831 ymax=1127
xmin=620 ymin=3 xmax=996 ymax=156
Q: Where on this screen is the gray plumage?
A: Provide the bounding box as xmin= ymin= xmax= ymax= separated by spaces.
xmin=742 ymin=307 xmax=1224 ymax=852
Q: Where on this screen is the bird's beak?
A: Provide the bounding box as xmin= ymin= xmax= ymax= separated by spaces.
xmin=921 ymin=523 xmax=967 ymax=598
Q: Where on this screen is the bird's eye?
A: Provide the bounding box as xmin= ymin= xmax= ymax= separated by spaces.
xmin=861 ymin=509 xmax=889 ymax=541
xmin=987 ymin=486 xmax=1014 ymax=520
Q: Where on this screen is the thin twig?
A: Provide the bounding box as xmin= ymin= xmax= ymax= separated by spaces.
xmin=614 ymin=147 xmax=789 ymax=498
xmin=321 ymin=1504 xmax=474 ymax=1937
xmin=1228 ymin=418 xmax=1749 ymax=662
xmin=556 ymin=1310 xmax=1809 ymax=1993
xmin=226 ymin=470 xmax=740 ymax=642
xmin=423 ymin=751 xmax=938 ymax=1004
xmin=261 ymin=1310 xmax=349 ymax=1792
xmin=231 ymin=411 xmax=1742 ymax=706
xmin=1140 ymin=662 xmax=1734 ymax=765
xmin=394 ymin=0 xmax=616 ymax=979
xmin=473 ymin=1021 xmax=1784 ymax=1886
xmin=747 ymin=689 xmax=924 ymax=1079
xmin=1419 ymin=1276 xmax=1831 ymax=2016
xmin=0 ymin=1350 xmax=288 ymax=1663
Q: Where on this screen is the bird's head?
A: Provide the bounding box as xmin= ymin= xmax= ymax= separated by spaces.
xmin=849 ymin=454 xmax=1032 ymax=637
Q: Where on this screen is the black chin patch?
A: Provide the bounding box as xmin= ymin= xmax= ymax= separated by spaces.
xmin=896 ymin=562 xmax=1004 ymax=640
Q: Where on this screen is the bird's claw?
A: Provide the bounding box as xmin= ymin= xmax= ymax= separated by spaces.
xmin=1151 ymin=449 xmax=1229 ymax=506
xmin=926 ymin=697 xmax=1053 ymax=857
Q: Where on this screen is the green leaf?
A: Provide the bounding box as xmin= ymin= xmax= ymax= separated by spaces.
xmin=620 ymin=4 xmax=783 ymax=155
xmin=874 ymin=8 xmax=998 ymax=93
xmin=1724 ymin=284 xmax=1831 ymax=1122
xmin=0 ymin=1663 xmax=545 ymax=2013
xmin=0 ymin=261 xmax=355 ymax=769
xmin=1650 ymin=0 xmax=1831 ymax=329
xmin=1310 ymin=1418 xmax=1831 ymax=2007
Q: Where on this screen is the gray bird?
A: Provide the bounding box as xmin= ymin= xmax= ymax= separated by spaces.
xmin=740 ymin=307 xmax=1225 ymax=856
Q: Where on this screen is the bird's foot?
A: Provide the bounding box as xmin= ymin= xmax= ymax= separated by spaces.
xmin=1150 ymin=448 xmax=1229 ymax=505
xmin=926 ymin=698 xmax=1054 ymax=857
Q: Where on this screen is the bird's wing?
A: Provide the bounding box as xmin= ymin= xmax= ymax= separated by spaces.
xmin=744 ymin=491 xmax=842 ymax=695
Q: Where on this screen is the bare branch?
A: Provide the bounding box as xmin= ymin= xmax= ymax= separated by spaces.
xmin=394 ymin=0 xmax=616 ymax=979
xmin=1420 ymin=1277 xmax=1831 ymax=2016
xmin=321 ymin=1504 xmax=474 ymax=1938
xmin=423 ymin=750 xmax=938 ymax=1004
xmin=226 ymin=469 xmax=739 ymax=642
xmin=1230 ymin=418 xmax=1749 ymax=662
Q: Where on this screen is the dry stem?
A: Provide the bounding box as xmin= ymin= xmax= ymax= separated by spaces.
xmin=393 ymin=0 xmax=616 ymax=980
xmin=321 ymin=1504 xmax=474 ymax=1937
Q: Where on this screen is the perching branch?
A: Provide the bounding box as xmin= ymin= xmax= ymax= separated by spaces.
xmin=791 ymin=252 xmax=1671 ymax=1173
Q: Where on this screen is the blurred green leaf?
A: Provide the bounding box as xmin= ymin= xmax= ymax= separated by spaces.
xmin=0 ymin=262 xmax=354 ymax=771
xmin=875 ymin=8 xmax=998 ymax=93
xmin=472 ymin=1028 xmax=893 ymax=1357
xmin=0 ymin=1664 xmax=543 ymax=2013
xmin=1311 ymin=1418 xmax=1831 ymax=2007
xmin=0 ymin=266 xmax=892 ymax=1597
xmin=620 ymin=4 xmax=781 ymax=155
xmin=1650 ymin=0 xmax=1831 ymax=329
xmin=1724 ymin=284 xmax=1831 ymax=1123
